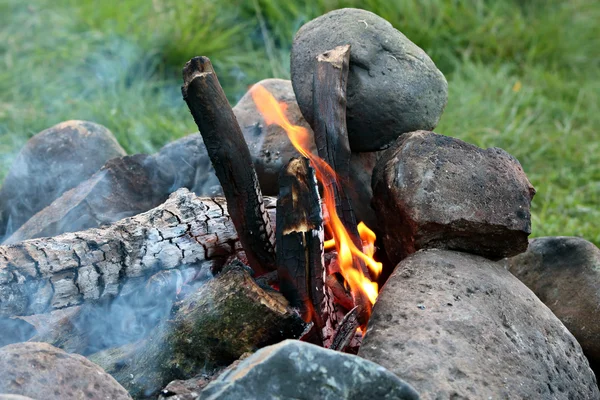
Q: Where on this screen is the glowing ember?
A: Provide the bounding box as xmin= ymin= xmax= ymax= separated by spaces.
xmin=250 ymin=84 xmax=382 ymax=312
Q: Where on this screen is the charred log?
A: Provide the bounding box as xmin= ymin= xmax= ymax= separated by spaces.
xmin=312 ymin=45 xmax=372 ymax=323
xmin=276 ymin=157 xmax=325 ymax=332
xmin=182 ymin=57 xmax=276 ymax=276
xmin=90 ymin=262 xmax=305 ymax=399
xmin=0 ymin=189 xmax=276 ymax=319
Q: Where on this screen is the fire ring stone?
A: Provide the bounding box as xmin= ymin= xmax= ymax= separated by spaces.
xmin=291 ymin=8 xmax=448 ymax=152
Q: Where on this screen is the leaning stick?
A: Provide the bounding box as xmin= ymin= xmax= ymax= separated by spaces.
xmin=182 ymin=57 xmax=276 ymax=275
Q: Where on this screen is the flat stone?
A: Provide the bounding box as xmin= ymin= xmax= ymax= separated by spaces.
xmin=199 ymin=339 xmax=419 ymax=400
xmin=0 ymin=120 xmax=126 ymax=240
xmin=0 ymin=342 xmax=131 ymax=400
xmin=235 ymin=78 xmax=381 ymax=227
xmin=359 ymin=249 xmax=599 ymax=399
xmin=372 ymin=130 xmax=535 ymax=263
xmin=505 ymin=236 xmax=600 ymax=374
xmin=291 ymin=8 xmax=447 ymax=151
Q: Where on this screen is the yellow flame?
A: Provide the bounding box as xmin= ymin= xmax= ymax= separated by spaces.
xmin=250 ymin=84 xmax=380 ymax=307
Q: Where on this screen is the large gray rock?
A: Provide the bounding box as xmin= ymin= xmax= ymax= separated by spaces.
xmin=291 ymin=8 xmax=448 ymax=152
xmin=235 ymin=78 xmax=381 ymax=227
xmin=200 ymin=339 xmax=419 ymax=400
xmin=372 ymin=130 xmax=535 ymax=263
xmin=359 ymin=249 xmax=599 ymax=399
xmin=0 ymin=120 xmax=126 ymax=240
xmin=0 ymin=342 xmax=131 ymax=400
xmin=505 ymin=236 xmax=600 ymax=374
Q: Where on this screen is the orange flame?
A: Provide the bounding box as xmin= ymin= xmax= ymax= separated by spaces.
xmin=250 ymin=84 xmax=381 ymax=309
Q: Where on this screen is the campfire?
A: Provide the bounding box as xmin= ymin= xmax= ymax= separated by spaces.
xmin=0 ymin=7 xmax=598 ymax=400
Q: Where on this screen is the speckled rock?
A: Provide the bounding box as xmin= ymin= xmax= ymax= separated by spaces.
xmin=505 ymin=236 xmax=600 ymax=374
xmin=372 ymin=130 xmax=535 ymax=263
xmin=0 ymin=342 xmax=131 ymax=400
xmin=359 ymin=249 xmax=599 ymax=399
xmin=199 ymin=339 xmax=419 ymax=400
xmin=235 ymin=78 xmax=381 ymax=227
xmin=0 ymin=120 xmax=126 ymax=240
xmin=291 ymin=8 xmax=448 ymax=152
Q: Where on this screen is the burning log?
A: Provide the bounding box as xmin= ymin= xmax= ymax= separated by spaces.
xmin=311 ymin=45 xmax=363 ymax=255
xmin=0 ymin=189 xmax=276 ymax=319
xmin=90 ymin=262 xmax=306 ymax=399
xmin=276 ymin=157 xmax=325 ymax=331
xmin=182 ymin=57 xmax=276 ymax=276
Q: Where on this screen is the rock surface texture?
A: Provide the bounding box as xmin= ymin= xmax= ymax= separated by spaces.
xmin=199 ymin=339 xmax=419 ymax=400
xmin=235 ymin=78 xmax=381 ymax=226
xmin=506 ymin=236 xmax=600 ymax=373
xmin=291 ymin=8 xmax=448 ymax=152
xmin=0 ymin=120 xmax=126 ymax=240
xmin=359 ymin=249 xmax=599 ymax=399
xmin=372 ymin=130 xmax=535 ymax=263
xmin=0 ymin=342 xmax=131 ymax=400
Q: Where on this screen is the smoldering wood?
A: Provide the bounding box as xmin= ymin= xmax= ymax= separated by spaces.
xmin=0 ymin=188 xmax=277 ymax=319
xmin=89 ymin=262 xmax=306 ymax=399
xmin=325 ymin=273 xmax=354 ymax=310
xmin=312 ymin=45 xmax=372 ymax=324
xmin=182 ymin=56 xmax=276 ymax=276
xmin=276 ymin=157 xmax=325 ymax=330
xmin=329 ymin=306 xmax=360 ymax=352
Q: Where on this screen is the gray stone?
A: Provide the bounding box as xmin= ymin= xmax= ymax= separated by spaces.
xmin=505 ymin=236 xmax=600 ymax=374
xmin=359 ymin=249 xmax=599 ymax=399
xmin=235 ymin=78 xmax=381 ymax=227
xmin=199 ymin=339 xmax=419 ymax=400
xmin=150 ymin=133 xmax=221 ymax=197
xmin=372 ymin=130 xmax=535 ymax=263
xmin=0 ymin=342 xmax=131 ymax=400
xmin=0 ymin=120 xmax=126 ymax=240
xmin=291 ymin=8 xmax=448 ymax=152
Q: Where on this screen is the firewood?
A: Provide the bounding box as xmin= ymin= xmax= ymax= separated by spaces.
xmin=276 ymin=157 xmax=325 ymax=331
xmin=0 ymin=189 xmax=276 ymax=319
xmin=329 ymin=306 xmax=360 ymax=352
xmin=89 ymin=262 xmax=306 ymax=399
xmin=182 ymin=57 xmax=276 ymax=276
xmin=312 ymin=45 xmax=372 ymax=323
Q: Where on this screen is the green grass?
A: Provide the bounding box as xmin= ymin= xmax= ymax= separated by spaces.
xmin=0 ymin=0 xmax=598 ymax=244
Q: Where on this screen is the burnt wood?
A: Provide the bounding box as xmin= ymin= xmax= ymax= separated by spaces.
xmin=0 ymin=189 xmax=277 ymax=318
xmin=276 ymin=157 xmax=325 ymax=332
xmin=182 ymin=56 xmax=276 ymax=276
xmin=329 ymin=306 xmax=360 ymax=352
xmin=312 ymin=45 xmax=372 ymax=324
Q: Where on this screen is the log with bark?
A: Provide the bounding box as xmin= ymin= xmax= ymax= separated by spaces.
xmin=90 ymin=262 xmax=306 ymax=399
xmin=0 ymin=188 xmax=276 ymax=319
xmin=182 ymin=57 xmax=276 ymax=276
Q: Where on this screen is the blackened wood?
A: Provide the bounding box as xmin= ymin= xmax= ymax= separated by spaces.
xmin=182 ymin=56 xmax=276 ymax=276
xmin=329 ymin=306 xmax=360 ymax=352
xmin=325 ymin=273 xmax=354 ymax=310
xmin=276 ymin=157 xmax=325 ymax=331
xmin=311 ymin=45 xmax=362 ymax=250
xmin=90 ymin=262 xmax=305 ymax=399
xmin=312 ymin=45 xmax=372 ymax=324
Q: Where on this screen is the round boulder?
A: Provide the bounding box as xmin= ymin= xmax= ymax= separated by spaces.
xmin=0 ymin=120 xmax=126 ymax=239
xmin=0 ymin=342 xmax=132 ymax=400
xmin=291 ymin=8 xmax=448 ymax=152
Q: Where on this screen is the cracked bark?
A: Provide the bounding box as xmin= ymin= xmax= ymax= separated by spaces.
xmin=0 ymin=189 xmax=276 ymax=318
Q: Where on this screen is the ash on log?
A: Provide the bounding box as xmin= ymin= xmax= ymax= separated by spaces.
xmin=276 ymin=157 xmax=325 ymax=331
xmin=312 ymin=44 xmax=372 ymax=323
xmin=0 ymin=189 xmax=276 ymax=319
xmin=182 ymin=56 xmax=276 ymax=276
xmin=90 ymin=262 xmax=305 ymax=399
